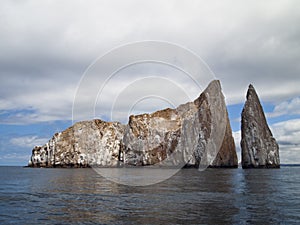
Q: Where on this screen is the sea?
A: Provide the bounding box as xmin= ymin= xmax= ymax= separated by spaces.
xmin=0 ymin=166 xmax=299 ymax=225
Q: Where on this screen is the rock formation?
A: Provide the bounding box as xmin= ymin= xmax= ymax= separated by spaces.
xmin=241 ymin=84 xmax=280 ymax=168
xmin=28 ymin=80 xmax=238 ymax=168
xmin=29 ymin=120 xmax=125 ymax=167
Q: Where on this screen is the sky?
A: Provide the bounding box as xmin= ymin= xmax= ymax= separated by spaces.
xmin=0 ymin=0 xmax=300 ymax=165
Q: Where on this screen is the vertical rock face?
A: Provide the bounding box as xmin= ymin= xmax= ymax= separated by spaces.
xmin=122 ymin=80 xmax=238 ymax=168
xmin=29 ymin=120 xmax=125 ymax=167
xmin=241 ymin=84 xmax=280 ymax=168
xmin=123 ymin=108 xmax=182 ymax=166
xmin=209 ymin=113 xmax=238 ymax=168
xmin=28 ymin=80 xmax=238 ymax=168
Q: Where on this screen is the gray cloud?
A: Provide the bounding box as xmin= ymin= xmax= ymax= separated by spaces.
xmin=272 ymin=119 xmax=300 ymax=145
xmin=267 ymin=97 xmax=300 ymax=118
xmin=1 ymin=0 xmax=300 ymax=125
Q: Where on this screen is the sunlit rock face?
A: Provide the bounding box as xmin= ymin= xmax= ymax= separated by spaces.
xmin=123 ymin=108 xmax=182 ymax=166
xmin=29 ymin=120 xmax=125 ymax=167
xmin=28 ymin=80 xmax=238 ymax=168
xmin=241 ymin=84 xmax=280 ymax=168
xmin=123 ymin=80 xmax=238 ymax=168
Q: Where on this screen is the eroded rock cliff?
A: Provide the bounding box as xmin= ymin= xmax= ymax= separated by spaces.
xmin=241 ymin=84 xmax=280 ymax=168
xmin=29 ymin=120 xmax=125 ymax=167
xmin=28 ymin=80 xmax=238 ymax=168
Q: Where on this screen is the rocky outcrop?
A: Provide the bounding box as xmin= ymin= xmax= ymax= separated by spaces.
xmin=29 ymin=120 xmax=125 ymax=167
xmin=122 ymin=80 xmax=237 ymax=168
xmin=241 ymin=84 xmax=280 ymax=168
xmin=28 ymin=80 xmax=238 ymax=168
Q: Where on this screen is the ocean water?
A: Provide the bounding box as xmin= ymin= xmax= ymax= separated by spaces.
xmin=0 ymin=166 xmax=299 ymax=225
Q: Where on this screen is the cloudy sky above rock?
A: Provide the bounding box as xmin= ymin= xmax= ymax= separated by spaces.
xmin=0 ymin=0 xmax=300 ymax=165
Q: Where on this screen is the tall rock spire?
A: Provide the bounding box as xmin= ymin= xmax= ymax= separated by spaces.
xmin=241 ymin=84 xmax=280 ymax=168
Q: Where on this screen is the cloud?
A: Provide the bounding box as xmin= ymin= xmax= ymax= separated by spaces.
xmin=272 ymin=119 xmax=300 ymax=146
xmin=10 ymin=135 xmax=49 ymax=148
xmin=0 ymin=153 xmax=30 ymax=161
xmin=0 ymin=152 xmax=32 ymax=166
xmin=0 ymin=0 xmax=300 ymax=126
xmin=267 ymin=97 xmax=300 ymax=118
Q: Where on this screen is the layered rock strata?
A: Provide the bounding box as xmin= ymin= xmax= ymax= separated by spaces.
xmin=28 ymin=80 xmax=238 ymax=168
xmin=241 ymin=84 xmax=280 ymax=168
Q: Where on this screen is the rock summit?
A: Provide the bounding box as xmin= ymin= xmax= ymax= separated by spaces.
xmin=241 ymin=84 xmax=280 ymax=168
